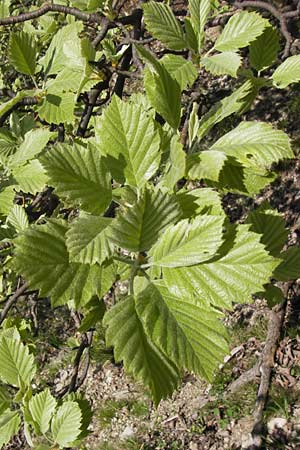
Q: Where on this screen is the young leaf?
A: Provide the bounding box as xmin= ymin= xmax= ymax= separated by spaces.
xmin=136 ymin=45 xmax=181 ymax=129
xmin=0 ymin=186 xmax=16 ymax=216
xmin=163 ymin=225 xmax=279 ymax=309
xmin=0 ymin=410 xmax=21 ymax=448
xmin=159 ymin=135 xmax=186 ymax=191
xmin=149 ymin=215 xmax=224 ymax=267
xmin=202 ymin=51 xmax=242 ymax=78
xmin=215 ymin=11 xmax=268 ymax=52
xmin=51 ymin=401 xmax=82 ymax=447
xmin=249 ymin=26 xmax=279 ymax=72
xmin=136 ymin=281 xmax=228 ymax=380
xmin=96 ymin=95 xmax=160 ymax=187
xmin=66 ymin=216 xmax=113 ymax=265
xmin=37 ymin=93 xmax=76 ymax=125
xmin=41 ymin=144 xmax=112 ymax=214
xmin=12 ymin=159 xmax=48 ymax=194
xmin=7 ymin=128 xmax=53 ymax=168
xmin=189 ymin=0 xmax=211 ymax=51
xmin=210 ymin=121 xmax=293 ymax=170
xmin=103 ymin=296 xmax=180 ymax=405
xmin=197 ymin=80 xmax=254 ymax=140
xmin=272 ymin=55 xmax=300 ymax=89
xmin=0 ymin=336 xmax=36 ymax=387
xmin=274 ymin=247 xmax=300 ymax=281
xmin=143 ymin=2 xmax=186 ymax=50
xmin=110 ymin=188 xmax=181 ymax=252
xmin=246 ymin=203 xmax=288 ymax=256
xmin=39 ymin=22 xmax=83 ymax=75
xmin=28 ymin=389 xmax=57 ymax=434
xmin=14 ymin=220 xmax=115 ymax=307
xmin=9 ymin=31 xmax=37 ymax=76
xmin=161 ymin=54 xmax=198 ymax=90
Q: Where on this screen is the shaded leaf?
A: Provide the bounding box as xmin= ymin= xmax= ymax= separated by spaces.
xmin=274 ymin=247 xmax=300 ymax=281
xmin=103 ymin=296 xmax=180 ymax=405
xmin=136 ymin=281 xmax=228 ymax=379
xmin=249 ymin=26 xmax=279 ymax=72
xmin=14 ymin=220 xmax=115 ymax=307
xmin=41 ymin=144 xmax=112 ymax=214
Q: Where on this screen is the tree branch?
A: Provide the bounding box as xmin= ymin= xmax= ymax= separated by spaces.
xmin=0 ymin=282 xmax=29 ymax=326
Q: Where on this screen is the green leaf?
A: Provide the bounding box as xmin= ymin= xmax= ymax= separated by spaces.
xmin=13 ymin=159 xmax=48 ymax=193
xmin=274 ymin=247 xmax=300 ymax=281
xmin=215 ymin=11 xmax=269 ymax=52
xmin=39 ymin=22 xmax=83 ymax=75
xmin=210 ymin=121 xmax=293 ymax=170
xmin=0 ymin=336 xmax=36 ymax=387
xmin=189 ymin=0 xmax=211 ymax=51
xmin=14 ymin=220 xmax=115 ymax=307
xmin=37 ymin=93 xmax=75 ymax=125
xmin=7 ymin=205 xmax=29 ymax=232
xmin=163 ymin=224 xmax=279 ymax=309
xmin=0 ymin=0 xmax=10 ymax=18
xmin=46 ymin=68 xmax=83 ymax=94
xmin=97 ymin=95 xmax=160 ymax=187
xmin=272 ymin=55 xmax=300 ymax=89
xmin=213 ymin=157 xmax=277 ymax=196
xmin=0 ymin=386 xmax=11 ymax=416
xmin=136 ymin=45 xmax=181 ymax=129
xmin=0 ymin=91 xmax=31 ymax=119
xmin=41 ymin=144 xmax=112 ymax=214
xmin=197 ymin=80 xmax=254 ymax=140
xmin=28 ymin=389 xmax=56 ymax=434
xmin=187 ymin=150 xmax=227 ymax=182
xmin=202 ymin=52 xmax=242 ymax=77
xmin=0 ymin=129 xmax=18 ymax=166
xmin=0 ymin=186 xmax=15 ymax=216
xmin=109 ymin=188 xmax=181 ymax=252
xmin=136 ymin=281 xmax=228 ymax=380
xmin=9 ymin=31 xmax=37 ymax=76
xmin=7 ymin=128 xmax=53 ymax=168
xmin=177 ymin=187 xmax=224 ymax=219
xmin=0 ymin=410 xmax=21 ymax=448
xmin=159 ymin=135 xmax=186 ymax=191
xmin=161 ymin=54 xmax=198 ymax=90
xmin=79 ymin=298 xmax=106 ymax=332
xmin=66 ymin=216 xmax=113 ymax=265
xmin=143 ymin=2 xmax=186 ymax=50
xmin=51 ymin=401 xmax=82 ymax=447
xmin=149 ymin=215 xmax=224 ymax=267
xmin=249 ymin=26 xmax=279 ymax=72
xmin=246 ymin=203 xmax=287 ymax=256
xmin=103 ymin=296 xmax=180 ymax=405
xmin=259 ymin=284 xmax=284 ymax=308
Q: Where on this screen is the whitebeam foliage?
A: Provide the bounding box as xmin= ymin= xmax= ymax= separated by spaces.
xmin=1 ymin=0 xmax=300 ymax=448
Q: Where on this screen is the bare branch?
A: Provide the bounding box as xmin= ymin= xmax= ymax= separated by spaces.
xmin=0 ymin=282 xmax=29 ymax=326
